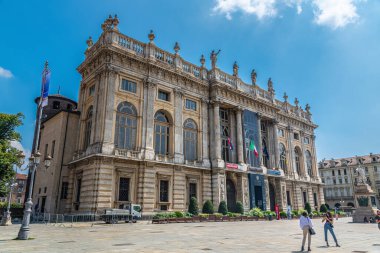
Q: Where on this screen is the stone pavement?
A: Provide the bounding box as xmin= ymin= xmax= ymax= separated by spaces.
xmin=0 ymin=217 xmax=379 ymax=253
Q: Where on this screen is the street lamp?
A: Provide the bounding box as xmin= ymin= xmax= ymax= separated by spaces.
xmin=0 ymin=152 xmax=25 ymax=226
xmin=17 ymin=151 xmax=50 ymax=239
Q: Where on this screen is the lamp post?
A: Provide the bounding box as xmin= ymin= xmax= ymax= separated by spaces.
xmin=18 ymin=61 xmax=51 ymax=240
xmin=17 ymin=153 xmax=51 ymax=239
xmin=1 ymin=152 xmax=25 ymax=226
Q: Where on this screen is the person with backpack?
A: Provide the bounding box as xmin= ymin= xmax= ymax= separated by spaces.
xmin=299 ymin=211 xmax=314 ymax=252
xmin=322 ymin=211 xmax=341 ymax=247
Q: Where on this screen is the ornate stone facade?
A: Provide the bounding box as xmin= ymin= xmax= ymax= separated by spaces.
xmin=59 ymin=16 xmax=324 ymax=215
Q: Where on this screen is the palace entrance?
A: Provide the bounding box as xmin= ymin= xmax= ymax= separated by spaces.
xmin=269 ymin=182 xmax=276 ymax=211
xmin=226 ymin=179 xmax=236 ymax=212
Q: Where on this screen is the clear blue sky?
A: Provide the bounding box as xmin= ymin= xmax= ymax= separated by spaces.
xmin=0 ymin=0 xmax=379 ymax=162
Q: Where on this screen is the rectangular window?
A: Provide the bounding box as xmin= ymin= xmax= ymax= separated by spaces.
xmin=118 ymin=177 xmax=130 ymax=201
xmin=286 ymin=191 xmax=291 ymax=205
xmin=121 ymin=79 xmax=137 ymax=93
xmin=302 ymin=192 xmax=307 ymax=205
xmin=304 ymin=137 xmax=310 ymax=144
xmin=185 ymin=99 xmax=197 ymax=110
xmin=333 ymin=179 xmax=336 ymax=184
xmin=53 ymin=101 xmax=60 ymax=109
xmin=338 ymin=170 xmax=341 ymax=175
xmin=61 ymin=182 xmax=68 ymax=199
xmin=332 ymin=170 xmax=335 ymax=176
xmin=44 ymin=187 xmax=47 ymax=193
xmin=339 ymin=179 xmax=342 ymax=184
xmin=159 ymin=180 xmax=169 ymax=202
xmin=313 ymin=192 xmax=318 ymax=207
xmin=51 ymin=140 xmax=55 ymax=158
xmin=189 ymin=182 xmax=197 ymax=201
xmin=278 ymin=128 xmax=284 ymax=137
xmin=375 ymin=166 xmax=378 ymax=172
xmin=344 ymin=169 xmax=347 ymax=175
xmin=158 ymin=90 xmax=170 ymax=101
xmin=293 ymin=133 xmax=299 ymax=140
xmin=89 ymin=85 xmax=95 ymax=96
xmin=44 ymin=143 xmax=49 ymax=159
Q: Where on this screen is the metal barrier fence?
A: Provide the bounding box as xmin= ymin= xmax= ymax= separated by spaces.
xmin=31 ymin=213 xmax=101 ymax=225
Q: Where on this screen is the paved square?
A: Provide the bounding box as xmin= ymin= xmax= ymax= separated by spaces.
xmin=0 ymin=217 xmax=379 ymax=253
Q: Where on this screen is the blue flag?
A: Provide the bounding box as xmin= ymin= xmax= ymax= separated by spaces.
xmin=41 ymin=66 xmax=50 ymax=108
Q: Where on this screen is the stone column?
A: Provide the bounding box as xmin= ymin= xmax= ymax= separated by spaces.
xmin=201 ymin=99 xmax=210 ymax=166
xmin=102 ymin=69 xmax=117 ymax=155
xmin=307 ymin=187 xmax=314 ymax=207
xmin=311 ymin=135 xmax=318 ymax=179
xmin=173 ymin=89 xmax=184 ymax=163
xmin=143 ymin=81 xmax=156 ymax=160
xmin=300 ymin=131 xmax=308 ymax=178
xmin=287 ymin=126 xmax=297 ymax=177
xmin=229 ymin=110 xmax=237 ymax=163
xmin=213 ymin=100 xmax=222 ymax=166
xmin=236 ymin=108 xmax=244 ymax=164
xmin=257 ymin=113 xmax=264 ymax=167
xmin=272 ymin=120 xmax=280 ymax=169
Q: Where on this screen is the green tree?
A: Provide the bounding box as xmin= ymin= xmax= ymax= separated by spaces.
xmin=202 ymin=200 xmax=214 ymax=214
xmin=188 ymin=197 xmax=199 ymax=215
xmin=218 ymin=200 xmax=228 ymax=215
xmin=235 ymin=201 xmax=244 ymax=214
xmin=319 ymin=204 xmax=328 ymax=213
xmin=0 ymin=113 xmax=24 ymax=196
xmin=304 ymin=202 xmax=312 ymax=215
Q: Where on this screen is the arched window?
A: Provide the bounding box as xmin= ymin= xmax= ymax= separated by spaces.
xmin=84 ymin=106 xmax=93 ymax=149
xmin=154 ymin=111 xmax=170 ymax=155
xmin=115 ymin=102 xmax=137 ymax=150
xmin=294 ymin=147 xmax=301 ymax=175
xmin=279 ymin=143 xmax=287 ymax=172
xmin=183 ymin=119 xmax=197 ymax=161
xmin=305 ymin=150 xmax=313 ymax=177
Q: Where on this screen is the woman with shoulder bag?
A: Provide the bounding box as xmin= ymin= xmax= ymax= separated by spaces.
xmin=299 ymin=211 xmax=314 ymax=251
xmin=322 ymin=211 xmax=340 ymax=247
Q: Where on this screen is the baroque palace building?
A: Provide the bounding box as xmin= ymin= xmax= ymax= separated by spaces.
xmin=32 ymin=16 xmax=324 ymax=215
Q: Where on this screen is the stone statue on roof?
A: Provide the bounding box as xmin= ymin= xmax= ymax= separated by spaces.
xmin=251 ymin=69 xmax=257 ymax=85
xmin=210 ymin=49 xmax=221 ymax=69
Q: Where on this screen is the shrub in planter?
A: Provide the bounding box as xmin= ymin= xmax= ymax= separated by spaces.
xmin=291 ymin=210 xmax=299 ymax=218
xmin=249 ymin=207 xmax=264 ymax=218
xmin=297 ymin=209 xmax=306 ymax=216
xmin=188 ymin=197 xmax=199 ymax=216
xmin=280 ymin=211 xmax=287 ymax=219
xmin=218 ymin=201 xmax=228 ymax=215
xmin=325 ymin=203 xmax=330 ymax=210
xmin=235 ymin=201 xmax=244 ymax=214
xmin=319 ymin=204 xmax=328 ymax=213
xmin=304 ymin=202 xmax=312 ymax=215
xmin=202 ymin=200 xmax=214 ymax=214
xmin=175 ymin=211 xmax=184 ymax=218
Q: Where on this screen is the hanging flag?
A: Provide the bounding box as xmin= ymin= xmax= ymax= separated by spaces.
xmin=263 ymin=145 xmax=270 ymax=159
xmin=41 ymin=62 xmax=51 ymax=108
xmin=227 ymin=137 xmax=234 ymax=150
xmin=249 ymin=139 xmax=259 ymax=158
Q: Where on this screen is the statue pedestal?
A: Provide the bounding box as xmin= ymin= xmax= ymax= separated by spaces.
xmin=352 ymin=184 xmax=377 ymax=223
xmin=0 ymin=211 xmax=12 ymax=226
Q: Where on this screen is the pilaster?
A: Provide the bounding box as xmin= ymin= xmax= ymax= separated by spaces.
xmin=201 ymin=99 xmax=210 ymax=167
xmin=143 ymin=80 xmax=156 ymax=160
xmin=173 ymin=89 xmax=184 ymax=163
xmin=236 ymin=108 xmax=244 ymax=164
xmin=102 ymin=68 xmax=117 ymax=155
xmin=272 ymin=120 xmax=280 ymax=169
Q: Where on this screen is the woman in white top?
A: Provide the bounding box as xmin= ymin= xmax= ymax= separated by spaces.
xmin=299 ymin=211 xmax=313 ymax=252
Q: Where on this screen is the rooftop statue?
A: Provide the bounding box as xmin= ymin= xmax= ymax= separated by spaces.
xmin=210 ymin=49 xmax=221 ymax=69
xmin=251 ymin=69 xmax=257 ymax=85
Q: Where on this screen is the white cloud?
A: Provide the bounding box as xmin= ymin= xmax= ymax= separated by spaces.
xmin=0 ymin=66 xmax=13 ymax=78
xmin=212 ymin=0 xmax=365 ymax=29
xmin=312 ymin=0 xmax=360 ymax=29
xmin=213 ymin=0 xmax=277 ymax=20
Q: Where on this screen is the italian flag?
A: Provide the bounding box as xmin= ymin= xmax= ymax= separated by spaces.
xmin=249 ymin=139 xmax=259 ymax=158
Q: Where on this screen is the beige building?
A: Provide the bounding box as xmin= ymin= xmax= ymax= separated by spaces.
xmin=31 ymin=95 xmax=79 ymax=214
xmin=34 ymin=16 xmax=324 ymax=215
xmin=319 ymin=154 xmax=380 ymax=210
